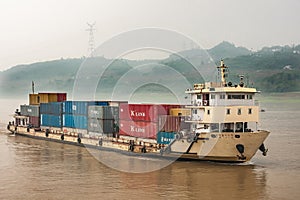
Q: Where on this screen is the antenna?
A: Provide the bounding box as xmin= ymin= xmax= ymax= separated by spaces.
xmin=86 ymin=22 xmax=96 ymax=57
xmin=32 ymin=81 xmax=35 ymax=94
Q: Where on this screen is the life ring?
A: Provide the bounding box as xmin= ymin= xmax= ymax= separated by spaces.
xmin=203 ymin=100 xmax=208 ymax=106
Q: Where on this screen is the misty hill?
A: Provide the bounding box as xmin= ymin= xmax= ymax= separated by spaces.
xmin=208 ymin=41 xmax=251 ymax=60
xmin=224 ymin=45 xmax=300 ymax=92
xmin=0 ymin=58 xmax=82 ymax=97
xmin=1 ymin=42 xmax=300 ymax=98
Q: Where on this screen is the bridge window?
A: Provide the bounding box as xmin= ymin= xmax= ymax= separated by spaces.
xmin=222 ymin=123 xmax=234 ymax=132
xmin=237 ymin=108 xmax=242 ymax=115
xmin=248 ymin=108 xmax=252 ymax=114
xmin=226 ymin=108 xmax=231 ymax=115
xmin=246 ymin=95 xmax=253 ymax=99
xmin=211 ymin=94 xmax=215 ymax=99
xmin=220 ymin=94 xmax=225 ymax=99
xmin=211 ymin=123 xmax=219 ymax=132
xmin=197 ymin=94 xmax=202 ymax=99
xmin=235 ymin=122 xmax=243 ymax=132
xmin=228 ymin=94 xmax=246 ymax=99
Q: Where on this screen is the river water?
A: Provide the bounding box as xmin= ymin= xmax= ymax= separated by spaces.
xmin=0 ymin=94 xmax=299 ymax=200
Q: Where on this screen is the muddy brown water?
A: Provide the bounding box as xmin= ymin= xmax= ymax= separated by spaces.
xmin=0 ymin=96 xmax=299 ymax=200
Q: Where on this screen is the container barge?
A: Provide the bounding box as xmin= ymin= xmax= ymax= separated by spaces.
xmin=7 ymin=61 xmax=270 ymax=162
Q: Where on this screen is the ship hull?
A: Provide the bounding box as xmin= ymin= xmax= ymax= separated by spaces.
xmin=7 ymin=125 xmax=269 ymax=163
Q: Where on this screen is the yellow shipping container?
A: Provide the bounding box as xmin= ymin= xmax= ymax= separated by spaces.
xmin=38 ymin=93 xmax=49 ymax=103
xmin=29 ymin=93 xmax=65 ymax=105
xmin=29 ymin=94 xmax=39 ymax=105
xmin=170 ymin=108 xmax=191 ymax=117
xmin=48 ymin=93 xmax=58 ymax=102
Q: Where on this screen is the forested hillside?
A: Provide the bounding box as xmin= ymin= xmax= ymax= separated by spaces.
xmin=1 ymin=42 xmax=299 ymax=98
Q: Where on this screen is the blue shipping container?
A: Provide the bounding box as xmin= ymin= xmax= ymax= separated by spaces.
xmin=41 ymin=114 xmax=62 ymax=127
xmin=63 ymin=101 xmax=108 ymax=115
xmin=40 ymin=102 xmax=62 ymax=115
xmin=156 ymin=132 xmax=175 ymax=144
xmin=63 ymin=114 xmax=88 ymax=129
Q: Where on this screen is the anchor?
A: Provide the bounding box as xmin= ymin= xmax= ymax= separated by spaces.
xmin=259 ymin=143 xmax=268 ymax=156
xmin=236 ymin=144 xmax=246 ymax=160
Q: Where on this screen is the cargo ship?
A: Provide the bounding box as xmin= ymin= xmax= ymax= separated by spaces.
xmin=7 ymin=61 xmax=269 ymax=162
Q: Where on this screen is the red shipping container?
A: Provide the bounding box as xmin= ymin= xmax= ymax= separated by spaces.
xmin=119 ymin=120 xmax=159 ymax=139
xmin=29 ymin=116 xmax=40 ymax=128
xmin=159 ymin=115 xmax=181 ymax=132
xmin=57 ymin=93 xmax=67 ymax=102
xmin=119 ymin=103 xmax=181 ymax=122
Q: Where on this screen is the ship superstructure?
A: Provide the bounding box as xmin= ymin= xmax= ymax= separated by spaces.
xmin=166 ymin=60 xmax=269 ymax=161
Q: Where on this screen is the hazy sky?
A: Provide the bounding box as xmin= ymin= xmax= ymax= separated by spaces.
xmin=0 ymin=0 xmax=299 ymax=70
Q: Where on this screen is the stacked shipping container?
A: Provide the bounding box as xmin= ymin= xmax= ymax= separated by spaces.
xmin=158 ymin=115 xmax=181 ymax=132
xmin=62 ymin=101 xmax=108 ymax=130
xmin=20 ymin=105 xmax=39 ymax=116
xmin=119 ymin=103 xmax=181 ymax=139
xmin=88 ymin=106 xmax=119 ymax=133
xmin=29 ymin=93 xmax=66 ymax=105
xmin=20 ymin=105 xmax=40 ymax=127
xmin=40 ymin=102 xmax=62 ymax=127
xmin=119 ymin=120 xmax=158 ymax=139
xmin=41 ymin=115 xmax=62 ymax=127
xmin=24 ymin=96 xmax=187 ymax=144
xmin=39 ymin=101 xmax=110 ymax=129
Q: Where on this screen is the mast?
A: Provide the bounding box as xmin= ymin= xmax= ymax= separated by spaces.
xmin=32 ymin=81 xmax=35 ymax=94
xmin=217 ymin=60 xmax=228 ymax=87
